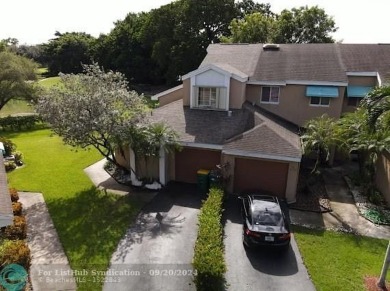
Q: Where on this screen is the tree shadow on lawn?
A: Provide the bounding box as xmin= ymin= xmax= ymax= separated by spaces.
xmin=46 ymin=186 xmax=144 ymax=271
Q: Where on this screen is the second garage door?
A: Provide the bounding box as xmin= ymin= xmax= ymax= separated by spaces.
xmin=234 ymin=157 xmax=288 ymax=198
xmin=175 ymin=148 xmax=221 ymax=184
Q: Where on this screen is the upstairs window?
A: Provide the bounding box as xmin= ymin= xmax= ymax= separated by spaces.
xmin=261 ymin=86 xmax=280 ymax=104
xmin=310 ymin=97 xmax=330 ymax=107
xmin=192 ymin=86 xmax=227 ymax=110
xmin=198 ymin=87 xmax=217 ymax=108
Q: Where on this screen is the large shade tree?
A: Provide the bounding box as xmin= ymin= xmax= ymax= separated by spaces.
xmin=36 ymin=63 xmax=148 ymax=169
xmin=0 ymin=50 xmax=38 ymax=111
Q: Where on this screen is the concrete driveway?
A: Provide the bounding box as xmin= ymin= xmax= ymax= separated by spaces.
xmin=223 ymin=196 xmax=316 ymax=291
xmin=104 ymin=183 xmax=202 ymax=291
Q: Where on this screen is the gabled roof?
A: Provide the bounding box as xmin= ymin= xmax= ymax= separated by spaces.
xmin=200 ymin=44 xmax=262 ymax=77
xmin=182 ymin=63 xmax=248 ymax=82
xmin=149 ymin=100 xmax=301 ymax=161
xmin=0 ymin=155 xmax=13 ymax=228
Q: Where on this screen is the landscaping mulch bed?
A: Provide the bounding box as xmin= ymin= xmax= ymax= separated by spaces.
xmin=289 ymin=167 xmax=332 ymax=213
xmin=364 ymin=276 xmax=390 ymax=291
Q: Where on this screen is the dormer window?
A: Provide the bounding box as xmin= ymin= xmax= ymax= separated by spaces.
xmin=193 ymin=86 xmax=227 ymax=110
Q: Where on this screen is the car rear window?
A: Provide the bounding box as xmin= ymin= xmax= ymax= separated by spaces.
xmin=251 ymin=200 xmax=283 ymax=226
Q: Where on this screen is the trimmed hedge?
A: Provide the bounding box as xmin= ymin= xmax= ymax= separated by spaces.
xmin=193 ymin=187 xmax=226 ymax=291
xmin=0 ymin=239 xmax=31 ymax=271
xmin=0 ymin=115 xmax=44 ymax=131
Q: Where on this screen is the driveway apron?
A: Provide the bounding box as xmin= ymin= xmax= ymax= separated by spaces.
xmin=223 ymin=196 xmax=316 ymax=291
xmin=104 ymin=184 xmax=202 ymax=291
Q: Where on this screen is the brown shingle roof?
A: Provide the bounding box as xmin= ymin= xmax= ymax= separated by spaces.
xmin=253 ymin=43 xmax=347 ymax=83
xmin=200 ymin=44 xmax=262 ymax=77
xmin=150 ymin=100 xmax=301 ymax=159
xmin=202 ymin=43 xmax=390 ymax=84
xmin=150 ymin=99 xmax=253 ymax=145
xmin=339 ymin=44 xmax=390 ymax=83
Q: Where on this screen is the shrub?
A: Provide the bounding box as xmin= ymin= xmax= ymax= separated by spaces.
xmin=4 ymin=161 xmax=17 ymax=172
xmin=0 ymin=239 xmax=31 ymax=271
xmin=0 ymin=115 xmax=44 ymax=131
xmin=193 ymin=187 xmax=226 ymax=291
xmin=0 ymin=136 xmax=16 ymax=156
xmin=1 ymin=216 xmax=27 ymax=240
xmin=13 ymin=151 xmax=24 ymax=166
xmin=12 ymin=202 xmax=23 ymax=216
xmin=9 ymin=188 xmax=19 ymax=202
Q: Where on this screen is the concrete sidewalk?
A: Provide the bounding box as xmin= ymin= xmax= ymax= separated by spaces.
xmin=19 ymin=192 xmax=77 ymax=291
xmin=290 ymin=167 xmax=390 ymax=240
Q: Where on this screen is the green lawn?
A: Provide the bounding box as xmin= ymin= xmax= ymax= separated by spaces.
xmin=0 ymin=100 xmax=35 ymax=117
xmin=5 ymin=129 xmax=144 ymax=290
xmin=39 ymin=76 xmax=61 ymax=88
xmin=293 ymin=226 xmax=388 ymax=291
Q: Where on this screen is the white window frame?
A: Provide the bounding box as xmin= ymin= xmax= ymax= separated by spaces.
xmin=198 ymin=87 xmax=218 ymax=108
xmin=260 ymin=86 xmax=280 ymax=104
xmin=309 ymin=96 xmax=330 ymax=107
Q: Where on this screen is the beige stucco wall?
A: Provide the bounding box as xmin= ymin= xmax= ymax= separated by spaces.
xmin=229 ymin=78 xmax=246 ymax=109
xmin=182 ymin=79 xmax=191 ymax=106
xmin=246 ymin=84 xmax=345 ymax=127
xmin=158 ymin=87 xmax=183 ymax=107
xmin=376 ymin=151 xmax=390 ymax=206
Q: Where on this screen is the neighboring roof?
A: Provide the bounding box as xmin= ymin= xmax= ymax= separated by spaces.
xmin=200 ymin=43 xmax=390 ymax=84
xmin=0 ymin=155 xmax=13 ymax=228
xmin=152 ymin=84 xmax=183 ymax=100
xmin=150 ymin=100 xmax=301 ymax=161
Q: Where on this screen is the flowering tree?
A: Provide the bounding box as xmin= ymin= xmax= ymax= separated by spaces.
xmin=36 ymin=64 xmax=148 ymax=169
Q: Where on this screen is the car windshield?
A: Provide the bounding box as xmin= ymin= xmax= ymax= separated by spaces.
xmin=251 ymin=200 xmax=283 ymax=226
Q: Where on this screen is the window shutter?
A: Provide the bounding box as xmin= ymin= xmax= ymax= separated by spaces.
xmin=219 ymin=87 xmax=227 ymax=109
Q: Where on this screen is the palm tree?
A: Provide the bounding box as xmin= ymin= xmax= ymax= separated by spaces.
xmin=360 ymin=86 xmax=390 ymax=132
xmin=300 ymin=114 xmax=338 ymax=172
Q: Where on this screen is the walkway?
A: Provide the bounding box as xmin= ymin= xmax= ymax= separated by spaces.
xmin=290 ymin=166 xmax=390 ymax=240
xmin=19 ymin=192 xmax=77 ymax=291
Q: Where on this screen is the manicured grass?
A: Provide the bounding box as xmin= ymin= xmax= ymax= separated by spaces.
xmin=293 ymin=226 xmax=388 ymax=291
xmin=5 ymin=129 xmax=144 ymax=290
xmin=0 ymin=100 xmax=35 ymax=117
xmin=39 ymin=76 xmax=61 ymax=88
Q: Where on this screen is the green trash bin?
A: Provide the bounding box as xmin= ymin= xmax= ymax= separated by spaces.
xmin=197 ymin=169 xmax=210 ymax=194
xmin=209 ymin=169 xmax=222 ymax=189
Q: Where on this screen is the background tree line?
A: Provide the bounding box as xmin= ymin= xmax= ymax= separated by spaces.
xmin=3 ymin=0 xmax=337 ymax=87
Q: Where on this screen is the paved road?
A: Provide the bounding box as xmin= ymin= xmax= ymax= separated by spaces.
xmin=104 ymin=183 xmax=202 ymax=291
xmin=223 ymin=196 xmax=316 ymax=291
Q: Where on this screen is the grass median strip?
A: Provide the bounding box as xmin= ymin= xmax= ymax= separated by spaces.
xmin=193 ymin=187 xmax=226 ymax=291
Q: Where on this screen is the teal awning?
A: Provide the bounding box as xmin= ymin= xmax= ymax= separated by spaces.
xmin=347 ymin=86 xmax=373 ymax=98
xmin=306 ymin=86 xmax=339 ymax=98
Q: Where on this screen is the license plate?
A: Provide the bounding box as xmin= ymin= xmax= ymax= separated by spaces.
xmin=265 ymin=236 xmax=274 ymax=242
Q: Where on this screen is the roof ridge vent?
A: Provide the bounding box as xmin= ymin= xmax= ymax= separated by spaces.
xmin=263 ymin=43 xmax=280 ymax=50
